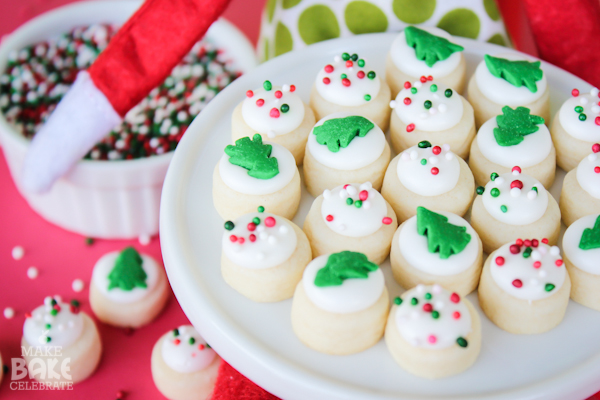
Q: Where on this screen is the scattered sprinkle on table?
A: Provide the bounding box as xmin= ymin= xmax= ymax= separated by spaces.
xmin=3 ymin=307 xmax=15 ymax=319
xmin=72 ymin=279 xmax=85 ymax=293
xmin=11 ymin=246 xmax=24 ymax=260
xmin=26 ymin=266 xmax=38 ymax=279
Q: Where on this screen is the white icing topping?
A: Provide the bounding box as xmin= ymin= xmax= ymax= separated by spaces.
xmin=392 ymin=80 xmax=463 ymax=132
xmin=563 ymin=214 xmax=600 ymax=275
xmin=576 ymin=150 xmax=600 ymax=199
xmin=222 ymin=212 xmax=297 ymax=269
xmin=24 ymin=297 xmax=84 ymax=349
xmin=475 ymin=53 xmax=547 ymax=106
xmin=396 ymin=143 xmax=460 ymax=196
xmin=161 ymin=325 xmax=216 ymax=373
xmin=321 ymin=182 xmax=389 ymax=238
xmin=242 ymin=84 xmax=305 ymax=137
xmin=476 ymin=114 xmax=552 ymax=168
xmin=482 ymin=170 xmax=548 ymax=225
xmin=307 ymin=112 xmax=386 ymax=171
xmin=398 ymin=212 xmax=478 ymax=276
xmin=91 ymin=251 xmax=159 ymax=303
xmin=394 ymin=284 xmax=471 ymax=349
xmin=315 ymin=54 xmax=381 ymax=107
xmin=558 ymin=91 xmax=600 ymax=143
xmin=390 ymin=27 xmax=462 ymax=79
xmin=219 ymin=141 xmax=296 ymax=195
xmin=302 ymin=254 xmax=384 ymax=314
xmin=490 ymin=241 xmax=566 ymax=301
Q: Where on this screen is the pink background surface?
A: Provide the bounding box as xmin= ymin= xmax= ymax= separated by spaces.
xmin=0 ymin=0 xmax=597 ymax=399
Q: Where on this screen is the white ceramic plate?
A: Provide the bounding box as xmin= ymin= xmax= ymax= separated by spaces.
xmin=160 ymin=33 xmax=600 ymax=400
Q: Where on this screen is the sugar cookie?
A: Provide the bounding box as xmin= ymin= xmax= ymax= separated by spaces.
xmin=389 ymin=79 xmax=475 ymax=159
xmin=562 ymin=215 xmax=600 ymax=311
xmin=90 ymin=247 xmax=169 ymax=328
xmin=213 ymin=135 xmax=301 ymax=220
xmin=221 ymin=207 xmax=311 ymax=302
xmin=303 ymin=113 xmax=391 ymax=197
xmin=381 ymin=141 xmax=475 ymax=223
xmin=310 ymin=52 xmax=391 ymax=131
xmin=232 ymin=80 xmax=316 ymax=165
xmin=386 ymin=26 xmax=466 ymax=97
xmin=385 ymin=284 xmax=481 ymax=379
xmin=390 ymin=208 xmax=483 ymax=296
xmin=551 ymin=88 xmax=600 ymax=171
xmin=478 ymin=239 xmax=571 ymax=334
xmin=469 ymin=106 xmax=556 ymax=188
xmin=151 ymin=325 xmax=220 ymax=400
xmin=303 ymin=182 xmax=397 ymax=265
xmin=467 ymin=54 xmax=550 ymax=129
xmin=559 ymin=144 xmax=600 ymax=226
xmin=291 ymin=252 xmax=389 ymax=355
xmin=22 ymin=296 xmax=102 ymax=384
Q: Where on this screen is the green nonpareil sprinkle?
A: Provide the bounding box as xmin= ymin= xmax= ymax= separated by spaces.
xmin=411 ymin=297 xmax=418 ymax=305
xmin=189 ymin=337 xmax=196 ymax=345
xmin=575 ymin=106 xmax=583 ymax=113
xmin=257 ymin=206 xmax=265 ymax=213
xmin=281 ymin=104 xmax=290 ymax=113
xmin=252 ymin=217 xmax=260 ymax=225
xmin=418 ymin=141 xmax=431 ymax=148
xmin=424 ymin=100 xmax=432 ymax=109
xmin=263 ymin=80 xmax=272 ymax=91
xmin=579 ymin=113 xmax=587 ymax=121
xmin=364 ymin=94 xmax=371 ymax=101
xmin=411 ymin=87 xmax=417 ymax=94
xmin=445 ymin=88 xmax=453 ymax=98
xmin=430 ymin=84 xmax=437 ymax=92
xmin=490 ymin=172 xmax=499 ymax=181
xmin=500 ymin=205 xmax=508 ymax=213
xmin=354 ymin=200 xmax=362 ymax=208
xmin=424 ymin=293 xmax=432 ymax=300
xmin=420 ymin=158 xmax=427 ymax=165
xmin=432 ymin=311 xmax=440 ymax=319
xmin=224 ymin=221 xmax=234 ymax=231
xmin=70 ymin=299 xmax=80 ymax=307
xmin=456 ymin=337 xmax=468 ymax=348
xmin=367 ymin=71 xmax=376 ymax=80
xmin=545 ymin=283 xmax=555 ymax=292
xmin=173 ymin=328 xmax=180 ymax=337
xmin=523 ymin=247 xmax=532 ymax=258
xmin=341 ymin=73 xmax=347 ymax=79
xmin=476 ymin=186 xmax=485 ymax=195
xmin=342 ymin=52 xmax=350 ymax=61
xmin=394 ymin=296 xmax=403 ymax=305
xmin=346 ymin=198 xmax=353 ymax=205
xmin=491 ymin=188 xmax=500 ymax=197
xmin=358 ymin=59 xmax=365 ymax=67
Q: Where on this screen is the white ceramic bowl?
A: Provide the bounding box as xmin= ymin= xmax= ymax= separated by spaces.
xmin=0 ymin=0 xmax=256 ymax=239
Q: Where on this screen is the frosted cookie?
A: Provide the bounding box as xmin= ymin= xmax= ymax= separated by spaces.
xmin=310 ymin=52 xmax=391 ymax=131
xmin=467 ymin=54 xmax=550 ymax=128
xmin=469 ymin=106 xmax=556 ymax=188
xmin=22 ymin=296 xmax=102 ymax=384
xmin=381 ymin=141 xmax=475 ymax=223
xmin=232 ymin=80 xmax=316 ymax=165
xmin=291 ymin=251 xmax=389 ymax=355
xmin=559 ymin=144 xmax=600 ymax=226
xmin=303 ymin=182 xmax=397 ymax=265
xmin=151 ymin=325 xmax=220 ymax=400
xmin=551 ymin=88 xmax=600 ymax=171
xmin=303 ymin=113 xmax=391 ymax=197
xmin=386 ymin=26 xmax=466 ymax=97
xmin=471 ymin=167 xmax=561 ymax=254
xmin=389 ymin=79 xmax=476 ymax=159
xmin=563 ymin=215 xmax=600 ymax=310
xmin=390 ymin=208 xmax=483 ymax=296
xmin=213 ymin=134 xmax=301 ymax=220
xmin=385 ymin=284 xmax=481 ymax=379
xmin=90 ymin=247 xmax=169 ymax=328
xmin=221 ymin=207 xmax=311 ymax=302
xmin=478 ymin=239 xmax=571 ymax=334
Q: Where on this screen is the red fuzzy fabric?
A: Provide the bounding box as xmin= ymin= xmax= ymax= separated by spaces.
xmin=211 ymin=360 xmax=280 ymax=400
xmin=88 ymin=0 xmax=230 ymax=117
xmin=522 ymin=0 xmax=600 ymax=87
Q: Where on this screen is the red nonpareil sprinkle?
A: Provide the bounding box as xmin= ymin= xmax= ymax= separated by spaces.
xmin=174 ymin=339 xmax=181 ymax=345
xmin=593 ymin=143 xmax=600 ymax=153
xmin=342 ymin=78 xmax=351 ymax=87
xmin=406 ymin=123 xmax=415 ymax=132
xmin=431 ymin=167 xmax=439 ymax=175
xmin=238 ymin=237 xmax=245 ymax=244
xmin=246 ymin=90 xmax=253 ymax=98
xmin=247 ymin=222 xmax=256 ymax=231
xmin=256 ymin=99 xmax=264 ymax=107
xmin=450 ymin=293 xmax=460 ymax=303
xmin=595 ymin=167 xmax=600 ymax=174
xmin=427 ymin=75 xmax=433 ymax=81
xmin=323 ymin=77 xmax=331 ymax=85
xmin=510 ymin=180 xmax=523 ymax=189
xmin=403 ymin=97 xmax=411 ymax=105
xmin=25 ymin=312 xmax=32 ymax=318
xmin=532 ymin=239 xmax=539 ymax=247
xmin=404 ymin=81 xmax=411 ymax=89
xmin=324 ymin=64 xmax=334 ymax=73
xmin=512 ymin=166 xmax=522 ymax=174
xmin=432 ymin=146 xmax=441 ymax=155
xmin=420 ymin=76 xmax=427 ymax=83
xmin=572 ymin=88 xmax=579 ymax=97
xmin=510 ymin=244 xmax=521 ymax=254
xmin=533 ymin=261 xmax=541 ymax=269
xmin=523 ymin=239 xmax=532 ymax=247
xmin=116 ymin=390 xmax=125 ymax=399
xmin=198 ymin=344 xmax=205 ymax=350
xmin=357 ymin=71 xmax=365 ymax=79
xmin=343 ymin=184 xmax=350 ymax=189
xmin=326 ymin=215 xmax=334 ymax=222
xmin=423 ymin=303 xmax=433 ymax=312
xmin=289 ymin=85 xmax=296 ymax=92
xmin=595 ymin=117 xmax=600 ymax=126
xmin=249 ymin=234 xmax=256 ymax=242
xmin=428 ymin=335 xmax=437 ymax=344
xmin=270 ymin=108 xmax=280 ymax=118
xmin=453 ymin=311 xmax=461 ymax=319
xmin=229 ymin=235 xmax=237 ymax=242
xmin=556 ymin=259 xmax=563 ymax=267
xmin=516 ymin=238 xmax=523 ymax=246
xmin=512 ymin=279 xmax=523 ymax=288
xmin=359 ymin=190 xmax=369 ymax=201
xmin=274 ymin=90 xmax=282 ymax=99
xmin=495 ymin=256 xmax=505 ymax=266
xmin=69 ymin=305 xmax=79 ymax=314
xmin=346 ymin=60 xmax=353 ymax=68
xmin=542 ymin=238 xmax=549 ymax=244
xmin=53 ymin=304 xmax=61 ymax=312
xmin=382 ymin=217 xmax=393 ymax=225
xmin=265 ymin=216 xmax=276 ymax=227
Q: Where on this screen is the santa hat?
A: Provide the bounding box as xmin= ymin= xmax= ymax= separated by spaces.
xmin=22 ymin=0 xmax=230 ymax=193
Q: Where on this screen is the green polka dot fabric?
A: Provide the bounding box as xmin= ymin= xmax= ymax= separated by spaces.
xmin=258 ymin=0 xmax=508 ymax=61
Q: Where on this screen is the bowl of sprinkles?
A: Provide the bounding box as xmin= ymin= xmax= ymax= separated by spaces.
xmin=0 ymin=0 xmax=256 ymax=239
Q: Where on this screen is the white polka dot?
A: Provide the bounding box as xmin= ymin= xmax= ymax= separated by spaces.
xmin=12 ymin=246 xmax=24 ymax=260
xmin=72 ymin=279 xmax=85 ymax=293
xmin=4 ymin=307 xmax=15 ymax=319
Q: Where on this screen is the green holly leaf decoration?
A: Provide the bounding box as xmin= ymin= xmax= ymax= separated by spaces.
xmin=314 ymin=251 xmax=378 ymax=287
xmin=404 ymin=26 xmax=464 ymax=68
xmin=579 ymin=215 xmax=600 ymax=250
xmin=107 ymin=247 xmax=147 ymax=291
xmin=416 ymin=207 xmax=471 ymax=259
xmin=484 ymin=54 xmax=543 ymax=93
xmin=313 ymin=116 xmax=375 ymax=153
xmin=224 ymin=134 xmax=279 ymax=179
xmin=493 ymin=106 xmax=545 ymax=146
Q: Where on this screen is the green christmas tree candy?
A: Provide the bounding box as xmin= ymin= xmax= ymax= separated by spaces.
xmin=484 ymin=54 xmax=543 ymax=92
xmin=416 ymin=207 xmax=471 ymax=259
xmin=314 ymin=251 xmax=378 ymax=287
xmin=313 ymin=116 xmax=374 ymax=153
xmin=108 ymin=247 xmax=147 ymax=291
xmin=224 ymin=134 xmax=279 ymax=179
xmin=493 ymin=106 xmax=545 ymax=146
xmin=404 ymin=26 xmax=464 ymax=68
xmin=579 ymin=215 xmax=600 ymax=250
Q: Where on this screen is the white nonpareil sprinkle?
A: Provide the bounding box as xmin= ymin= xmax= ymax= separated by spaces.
xmin=27 ymin=266 xmax=39 ymax=279
xmin=139 ymin=234 xmax=151 ymax=246
xmin=72 ymin=279 xmax=85 ymax=293
xmin=4 ymin=307 xmax=15 ymax=319
xmin=12 ymin=246 xmax=24 ymax=260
